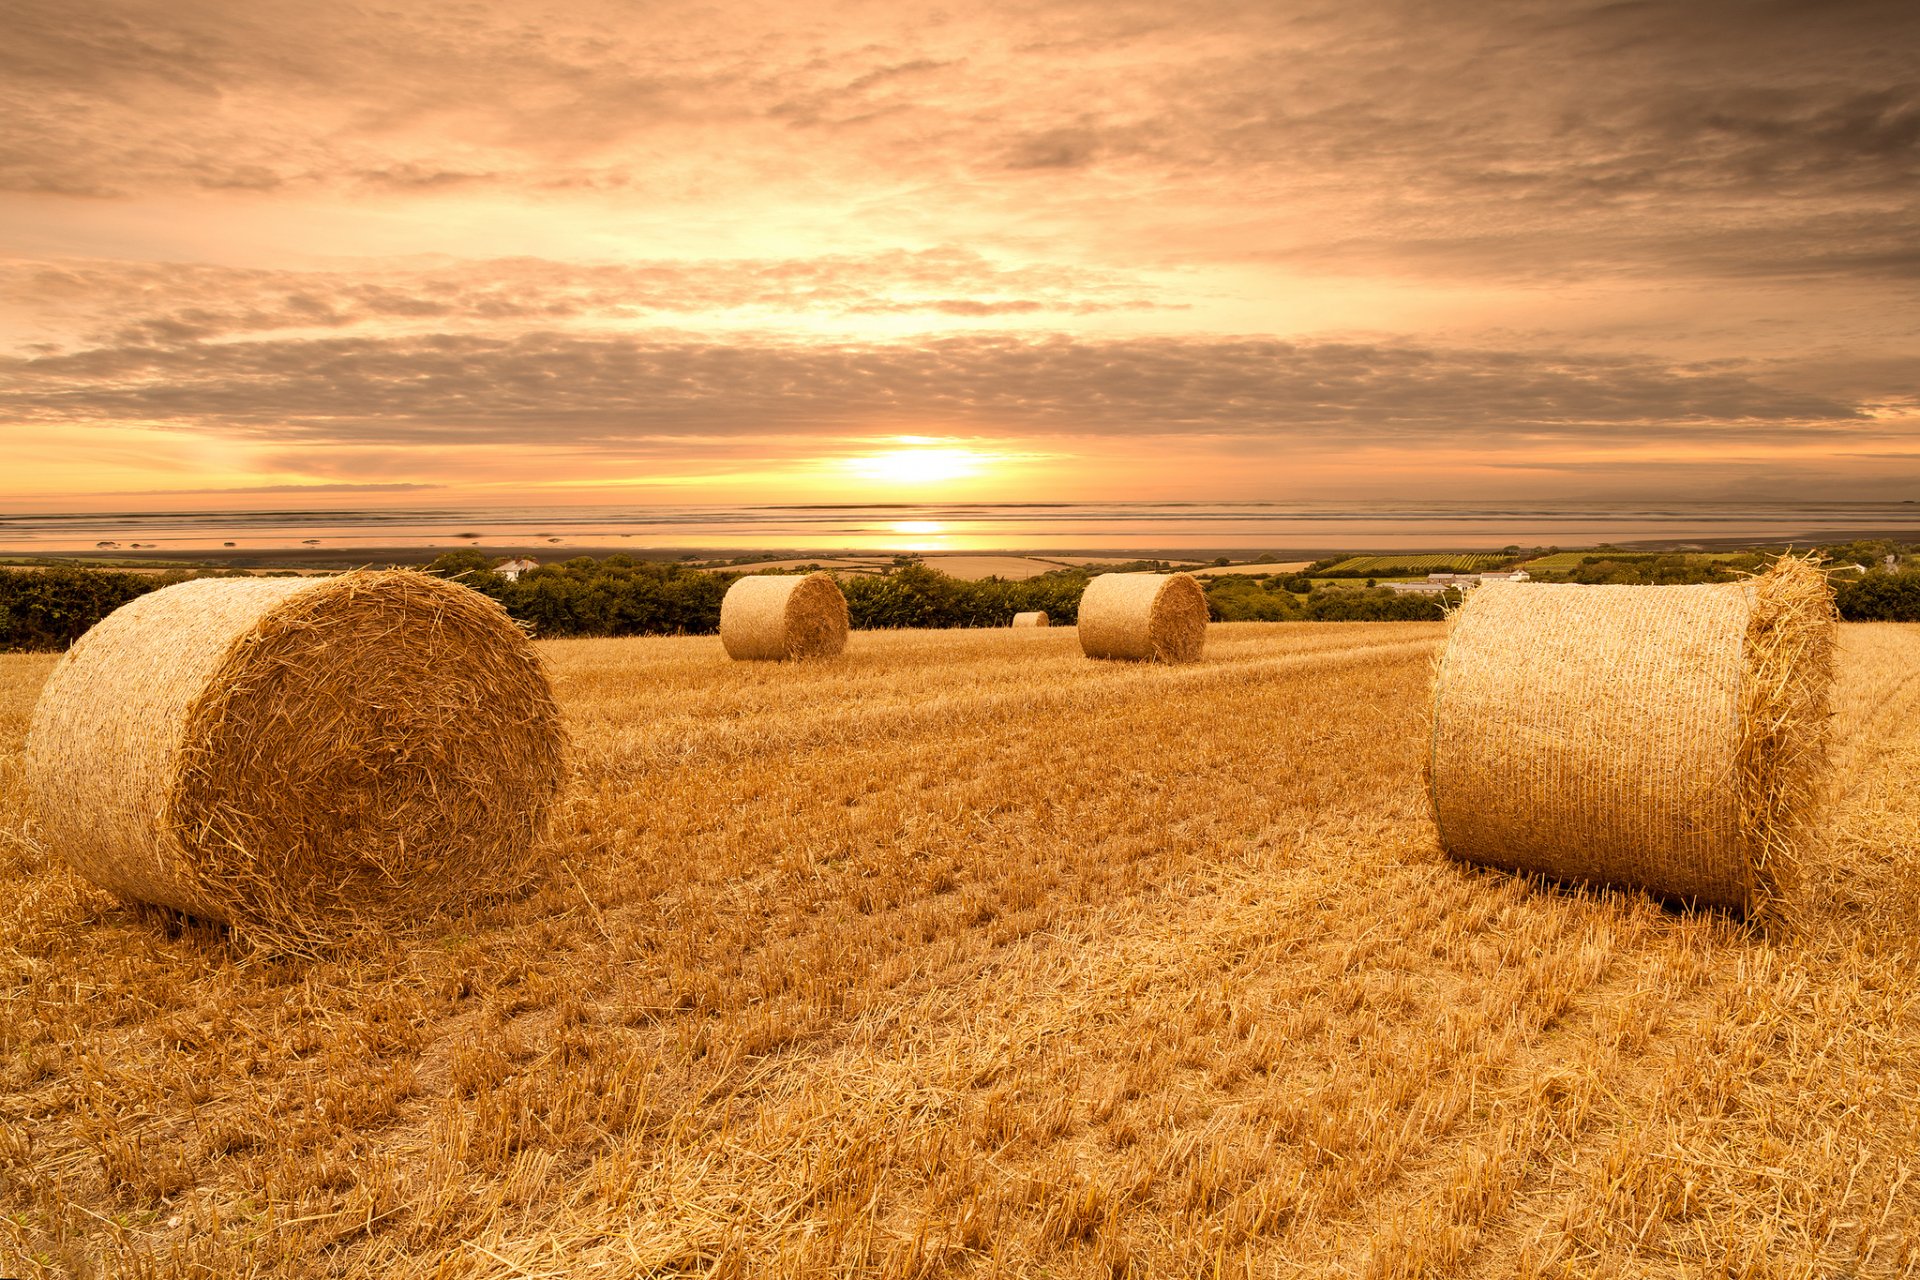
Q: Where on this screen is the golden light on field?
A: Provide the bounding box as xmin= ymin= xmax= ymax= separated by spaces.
xmin=5 ymin=623 xmax=1919 ymax=1273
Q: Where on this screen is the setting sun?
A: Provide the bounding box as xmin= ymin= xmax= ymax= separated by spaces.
xmin=842 ymin=440 xmax=990 ymax=486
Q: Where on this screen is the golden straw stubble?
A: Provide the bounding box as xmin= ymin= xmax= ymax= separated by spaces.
xmin=1426 ymin=556 xmax=1835 ymax=915
xmin=720 ymin=571 xmax=850 ymax=660
xmin=1077 ymin=572 xmax=1208 ymax=662
xmin=26 ymin=571 xmax=567 ymax=941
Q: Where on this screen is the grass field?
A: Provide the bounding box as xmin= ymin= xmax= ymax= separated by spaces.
xmin=3 ymin=622 xmax=1919 ymax=1277
xmin=1519 ymin=552 xmax=1757 ymax=572
xmin=1322 ymin=555 xmax=1509 ymax=575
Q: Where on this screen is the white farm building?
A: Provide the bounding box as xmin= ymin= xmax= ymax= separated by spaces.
xmin=496 ymin=558 xmax=540 ymax=581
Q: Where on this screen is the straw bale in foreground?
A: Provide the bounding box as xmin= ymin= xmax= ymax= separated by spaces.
xmin=1077 ymin=572 xmax=1207 ymax=663
xmin=721 ymin=572 xmax=849 ymax=660
xmin=1427 ymin=556 xmax=1835 ymax=915
xmin=1011 ymin=611 xmax=1050 ymax=628
xmin=26 ymin=571 xmax=567 ymax=940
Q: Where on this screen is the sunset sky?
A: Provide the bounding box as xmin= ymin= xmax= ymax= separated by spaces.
xmin=3 ymin=0 xmax=1916 ymax=510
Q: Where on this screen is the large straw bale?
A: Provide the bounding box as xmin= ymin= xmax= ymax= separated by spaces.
xmin=1077 ymin=572 xmax=1208 ymax=663
xmin=26 ymin=571 xmax=567 ymax=940
xmin=1011 ymin=611 xmax=1050 ymax=628
xmin=1427 ymin=556 xmax=1835 ymax=915
xmin=721 ymin=571 xmax=849 ymax=660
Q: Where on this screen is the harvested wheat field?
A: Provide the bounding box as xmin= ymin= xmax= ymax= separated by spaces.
xmin=3 ymin=621 xmax=1919 ymax=1277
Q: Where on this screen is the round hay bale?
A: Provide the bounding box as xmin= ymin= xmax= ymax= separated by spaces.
xmin=1011 ymin=611 xmax=1050 ymax=628
xmin=720 ymin=571 xmax=848 ymax=660
xmin=1427 ymin=556 xmax=1835 ymax=915
xmin=1077 ymin=572 xmax=1208 ymax=663
xmin=25 ymin=571 xmax=567 ymax=940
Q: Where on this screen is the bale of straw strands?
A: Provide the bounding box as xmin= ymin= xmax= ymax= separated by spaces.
xmin=1077 ymin=572 xmax=1208 ymax=663
xmin=1427 ymin=556 xmax=1835 ymax=916
xmin=1011 ymin=611 xmax=1050 ymax=628
xmin=720 ymin=571 xmax=849 ymax=660
xmin=25 ymin=571 xmax=567 ymax=941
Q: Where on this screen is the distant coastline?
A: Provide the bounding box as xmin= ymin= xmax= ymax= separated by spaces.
xmin=4 ymin=501 xmax=1919 ymax=569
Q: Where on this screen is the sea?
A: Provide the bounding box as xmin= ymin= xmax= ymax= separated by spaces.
xmin=4 ymin=501 xmax=1920 ymax=559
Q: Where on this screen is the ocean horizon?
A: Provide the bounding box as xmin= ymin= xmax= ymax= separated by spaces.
xmin=5 ymin=500 xmax=1920 ymax=560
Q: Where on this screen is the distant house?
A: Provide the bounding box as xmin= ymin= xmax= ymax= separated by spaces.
xmin=1385 ymin=581 xmax=1453 ymax=595
xmin=1415 ymin=568 xmax=1530 ymax=590
xmin=496 ymin=558 xmax=539 ymax=581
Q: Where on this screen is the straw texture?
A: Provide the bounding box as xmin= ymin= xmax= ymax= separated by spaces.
xmin=720 ymin=572 xmax=849 ymax=660
xmin=1077 ymin=573 xmax=1208 ymax=663
xmin=26 ymin=571 xmax=566 ymax=940
xmin=1427 ymin=557 xmax=1835 ymax=915
xmin=1011 ymin=611 xmax=1050 ymax=628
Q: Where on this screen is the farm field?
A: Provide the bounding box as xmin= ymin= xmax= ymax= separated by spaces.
xmin=1519 ymin=552 xmax=1757 ymax=573
xmin=3 ymin=622 xmax=1919 ymax=1277
xmin=1322 ymin=554 xmax=1510 ymax=576
xmin=1189 ymin=562 xmax=1315 ymax=578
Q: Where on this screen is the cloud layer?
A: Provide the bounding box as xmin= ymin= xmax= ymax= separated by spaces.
xmin=1 ymin=250 xmax=1167 ymax=348
xmin=1 ymin=0 xmax=1915 ymax=504
xmin=7 ymin=0 xmax=1914 ymax=278
xmin=0 ymin=330 xmax=1866 ymax=443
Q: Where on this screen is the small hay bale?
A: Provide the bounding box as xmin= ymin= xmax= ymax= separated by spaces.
xmin=1427 ymin=556 xmax=1835 ymax=916
xmin=720 ymin=571 xmax=848 ymax=660
xmin=1011 ymin=611 xmax=1050 ymax=628
xmin=25 ymin=571 xmax=567 ymax=941
xmin=1077 ymin=572 xmax=1208 ymax=663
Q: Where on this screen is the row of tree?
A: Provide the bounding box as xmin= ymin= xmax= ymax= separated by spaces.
xmin=435 ymin=554 xmax=1113 ymax=634
xmin=1543 ymin=554 xmax=1769 ymax=586
xmin=6 ymin=554 xmax=1920 ymax=650
xmin=0 ymin=566 xmax=206 ymax=651
xmin=439 ymin=552 xmax=1457 ymax=630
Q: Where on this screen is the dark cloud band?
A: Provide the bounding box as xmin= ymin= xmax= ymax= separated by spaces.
xmin=0 ymin=330 xmax=1865 ymax=445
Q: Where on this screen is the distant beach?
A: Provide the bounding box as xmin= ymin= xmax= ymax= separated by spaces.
xmin=3 ymin=501 xmax=1918 ymax=568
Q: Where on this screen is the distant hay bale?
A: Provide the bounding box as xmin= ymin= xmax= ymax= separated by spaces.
xmin=1077 ymin=572 xmax=1208 ymax=663
xmin=1427 ymin=556 xmax=1835 ymax=916
xmin=721 ymin=572 xmax=848 ymax=660
xmin=25 ymin=571 xmax=567 ymax=941
xmin=1011 ymin=611 xmax=1050 ymax=628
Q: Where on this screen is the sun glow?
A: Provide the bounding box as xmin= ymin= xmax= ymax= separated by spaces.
xmin=842 ymin=439 xmax=991 ymax=486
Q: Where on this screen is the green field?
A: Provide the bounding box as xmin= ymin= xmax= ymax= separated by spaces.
xmin=1322 ymin=553 xmax=1509 ymax=575
xmin=1520 ymin=551 xmax=1755 ymax=571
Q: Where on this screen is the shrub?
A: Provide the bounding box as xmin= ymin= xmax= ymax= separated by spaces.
xmin=1304 ymin=587 xmax=1454 ymax=621
xmin=1203 ymin=576 xmax=1304 ymax=622
xmin=844 ymin=565 xmax=1087 ymax=629
xmin=1833 ymin=569 xmax=1920 ymax=621
xmin=450 ymin=555 xmax=731 ymax=637
xmin=0 ymin=567 xmax=184 ymax=652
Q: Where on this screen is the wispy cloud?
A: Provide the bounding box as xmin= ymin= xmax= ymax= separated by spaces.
xmin=121 ymin=481 xmax=447 ymax=494
xmin=0 ymin=250 xmax=1169 ymax=348
xmin=5 ymin=1 xmax=1913 ymax=280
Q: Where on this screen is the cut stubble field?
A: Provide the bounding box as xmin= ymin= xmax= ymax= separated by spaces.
xmin=2 ymin=621 xmax=1919 ymax=1277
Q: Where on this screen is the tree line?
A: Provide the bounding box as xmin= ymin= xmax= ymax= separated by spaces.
xmin=5 ymin=552 xmax=1919 ymax=650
